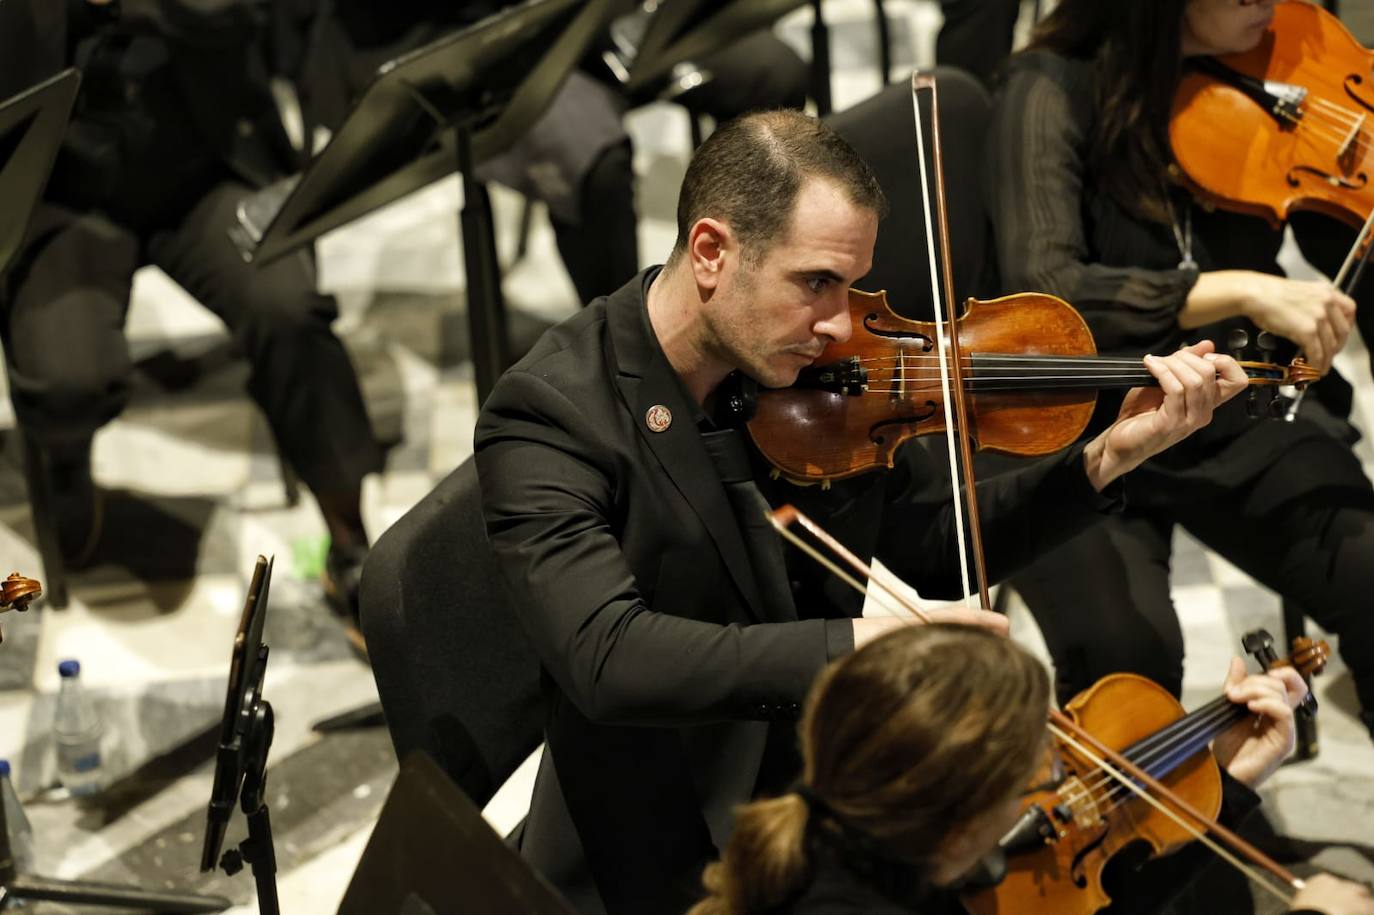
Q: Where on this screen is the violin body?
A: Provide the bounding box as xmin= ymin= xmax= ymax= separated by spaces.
xmin=962 ymin=675 xmax=1222 ymax=915
xmin=1170 ymin=0 xmax=1374 ymax=230
xmin=747 ymin=289 xmax=1100 ymax=482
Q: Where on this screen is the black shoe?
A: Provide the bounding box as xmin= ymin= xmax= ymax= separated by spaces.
xmin=323 ymin=543 xmax=368 ymax=660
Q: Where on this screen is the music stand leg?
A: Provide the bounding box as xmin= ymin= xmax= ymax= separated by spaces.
xmin=872 ymin=0 xmax=892 ymax=86
xmin=221 ymin=701 xmax=279 ymax=915
xmin=0 ymin=770 xmax=229 ymax=912
xmin=810 ymin=0 xmax=833 ymax=116
xmin=454 ymin=126 xmax=510 ymax=406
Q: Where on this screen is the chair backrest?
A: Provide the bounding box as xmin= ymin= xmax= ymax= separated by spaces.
xmin=359 ymin=457 xmax=544 ymax=808
xmin=828 ymin=66 xmax=996 ymax=321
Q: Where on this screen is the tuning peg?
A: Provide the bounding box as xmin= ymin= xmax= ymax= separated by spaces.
xmin=1227 ymin=328 xmax=1250 ymax=362
xmin=1269 ymin=395 xmax=1293 ymax=419
xmin=1255 ymin=331 xmax=1278 ymax=358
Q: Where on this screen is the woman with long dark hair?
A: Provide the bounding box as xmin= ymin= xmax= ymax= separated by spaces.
xmin=985 ymin=0 xmax=1374 ymax=741
xmin=688 ymin=625 xmax=1363 ymax=914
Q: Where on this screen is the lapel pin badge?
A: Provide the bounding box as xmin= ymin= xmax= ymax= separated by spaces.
xmin=645 ymin=404 xmax=673 ymax=433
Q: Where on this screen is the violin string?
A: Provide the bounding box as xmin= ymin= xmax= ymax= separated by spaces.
xmin=1055 ymin=702 xmax=1235 ymax=808
xmin=1291 ymin=110 xmax=1374 ymax=160
xmin=1061 ymin=699 xmax=1243 ymax=808
xmin=1046 ymin=722 xmax=1299 ymax=907
xmin=849 ymin=355 xmax=1152 ymax=366
xmin=1302 ymin=96 xmax=1373 ymax=140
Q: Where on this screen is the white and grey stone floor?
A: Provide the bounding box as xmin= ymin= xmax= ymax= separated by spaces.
xmin=1 ymin=2 xmax=1372 ymax=913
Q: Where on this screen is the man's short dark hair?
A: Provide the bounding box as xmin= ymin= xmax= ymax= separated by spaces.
xmin=667 ymin=109 xmax=888 ymax=265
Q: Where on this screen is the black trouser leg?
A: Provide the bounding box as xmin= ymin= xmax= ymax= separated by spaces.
xmin=552 ymin=142 xmax=638 ymax=305
xmin=678 ymin=30 xmax=809 ymax=120
xmin=2 ymin=206 xmax=139 ymax=449
xmin=1175 ymin=442 xmax=1374 ymax=728
xmin=1011 ymin=511 xmax=1184 ymax=706
xmin=145 ymin=180 xmax=382 ymax=529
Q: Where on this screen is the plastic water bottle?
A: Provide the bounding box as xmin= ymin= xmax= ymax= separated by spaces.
xmin=53 ymin=659 xmax=104 ymax=796
xmin=0 ymin=759 xmax=34 ymax=873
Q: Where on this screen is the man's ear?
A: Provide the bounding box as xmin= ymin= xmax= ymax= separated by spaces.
xmin=687 ymin=217 xmax=731 ymax=291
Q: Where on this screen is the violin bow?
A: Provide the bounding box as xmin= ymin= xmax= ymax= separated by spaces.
xmin=1282 ymin=204 xmax=1374 ymax=421
xmin=911 ymin=83 xmax=1297 ymax=894
xmin=910 ymin=73 xmax=992 ymax=611
xmin=767 ymin=505 xmax=1303 ymax=904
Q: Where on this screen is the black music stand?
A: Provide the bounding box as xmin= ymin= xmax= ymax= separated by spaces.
xmin=201 ymin=556 xmax=279 ymax=915
xmin=336 ymin=751 xmax=575 ymax=915
xmin=0 ymin=70 xmax=78 ymax=276
xmin=229 ymin=0 xmax=622 ymax=405
xmin=1 ymin=70 xmax=80 ymax=611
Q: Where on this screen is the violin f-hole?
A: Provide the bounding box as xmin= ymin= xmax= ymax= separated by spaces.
xmin=862 ymin=313 xmax=934 ymax=349
xmin=868 ymin=401 xmax=938 ymax=446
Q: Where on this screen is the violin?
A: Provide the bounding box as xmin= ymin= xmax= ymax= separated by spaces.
xmin=0 ymin=571 xmax=42 ymax=644
xmin=747 ymin=288 xmax=1319 ymax=483
xmin=1169 ymin=0 xmax=1374 ymax=233
xmin=961 ymin=630 xmax=1330 ymax=915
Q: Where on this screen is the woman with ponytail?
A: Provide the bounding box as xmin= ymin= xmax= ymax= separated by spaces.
xmin=690 ymin=624 xmax=1364 ymax=915
xmin=690 ymin=624 xmax=1051 ymax=915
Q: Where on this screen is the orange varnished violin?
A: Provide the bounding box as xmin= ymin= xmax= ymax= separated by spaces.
xmin=961 ymin=631 xmax=1329 ymax=915
xmin=747 ymin=288 xmax=1319 ymax=483
xmin=0 ymin=571 xmax=42 ymax=644
xmin=1170 ymin=0 xmax=1374 ymax=234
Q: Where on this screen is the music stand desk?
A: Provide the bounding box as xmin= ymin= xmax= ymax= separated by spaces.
xmin=0 ymin=70 xmax=79 ymax=278
xmin=337 ymin=752 xmax=575 ymax=915
xmin=233 ymin=0 xmax=624 ymax=404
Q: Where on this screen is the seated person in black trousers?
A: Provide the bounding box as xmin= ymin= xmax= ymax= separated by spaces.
xmin=688 ymin=625 xmax=1369 ymax=915
xmin=295 ymin=0 xmax=810 ymax=304
xmin=474 ymin=110 xmax=1249 ymax=914
xmin=3 ymin=0 xmax=381 ymax=637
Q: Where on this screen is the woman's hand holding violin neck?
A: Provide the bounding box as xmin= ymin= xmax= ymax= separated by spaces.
xmin=1243 ymin=274 xmax=1355 ymax=374
xmin=1081 ymin=340 xmax=1248 ymax=491
xmin=1186 ymin=270 xmax=1355 ymax=373
xmin=1212 ymin=656 xmax=1308 ymax=789
xmin=1290 ymin=873 xmax=1374 ymax=915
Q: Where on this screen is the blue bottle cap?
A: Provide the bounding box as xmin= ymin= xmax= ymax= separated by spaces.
xmin=58 ymin=659 xmax=81 ymax=678
xmin=0 ymin=760 xmax=10 ymax=776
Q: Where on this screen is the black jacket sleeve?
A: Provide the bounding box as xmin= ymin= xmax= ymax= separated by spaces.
xmin=475 ymin=369 xmax=850 ymax=727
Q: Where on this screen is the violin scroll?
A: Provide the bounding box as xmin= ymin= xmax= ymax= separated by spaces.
xmin=0 ymin=571 xmax=42 ymax=645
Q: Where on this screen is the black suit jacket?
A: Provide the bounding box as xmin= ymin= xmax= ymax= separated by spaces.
xmin=474 ymin=269 xmax=1120 ymax=915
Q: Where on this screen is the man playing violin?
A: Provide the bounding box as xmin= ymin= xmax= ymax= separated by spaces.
xmin=474 ymin=109 xmax=1248 ymax=915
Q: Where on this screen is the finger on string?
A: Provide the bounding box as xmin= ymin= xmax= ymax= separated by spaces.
xmin=1145 ymin=354 xmax=1186 ymax=396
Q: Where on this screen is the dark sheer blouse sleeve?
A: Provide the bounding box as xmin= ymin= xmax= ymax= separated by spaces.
xmin=985 ymin=54 xmax=1199 ymax=354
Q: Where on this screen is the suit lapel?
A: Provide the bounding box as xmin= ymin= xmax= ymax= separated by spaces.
xmin=606 ymin=273 xmax=774 ymax=622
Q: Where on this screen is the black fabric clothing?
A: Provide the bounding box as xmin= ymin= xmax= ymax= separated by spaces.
xmin=474 ymin=267 xmax=1124 ymax=914
xmin=296 ymin=2 xmax=808 ymax=303
xmin=985 ymin=49 xmax=1374 ymax=718
xmin=4 ymin=190 xmax=381 ymax=496
xmin=1 ymin=0 xmax=381 ymax=501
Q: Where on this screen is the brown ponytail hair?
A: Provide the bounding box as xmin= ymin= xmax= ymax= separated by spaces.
xmin=689 ymin=625 xmax=1050 ymax=915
